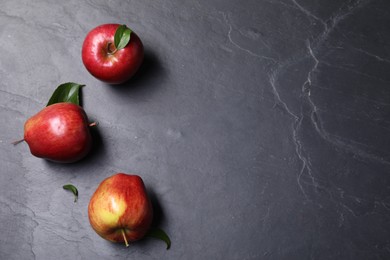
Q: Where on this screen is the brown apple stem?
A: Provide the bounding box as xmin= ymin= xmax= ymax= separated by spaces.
xmin=12 ymin=139 xmax=25 ymax=145
xmin=121 ymin=229 xmax=129 ymax=247
xmin=89 ymin=122 xmax=98 ymax=127
xmin=107 ymin=42 xmax=118 ymax=55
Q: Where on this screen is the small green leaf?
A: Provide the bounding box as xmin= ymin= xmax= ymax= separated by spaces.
xmin=146 ymin=227 xmax=171 ymax=250
xmin=114 ymin=24 xmax=132 ymax=51
xmin=47 ymin=82 xmax=84 ymax=106
xmin=63 ymin=184 xmax=78 ymax=203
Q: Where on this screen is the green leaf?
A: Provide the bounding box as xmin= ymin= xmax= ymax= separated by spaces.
xmin=114 ymin=24 xmax=132 ymax=51
xmin=63 ymin=184 xmax=78 ymax=203
xmin=47 ymin=82 xmax=84 ymax=106
xmin=146 ymin=227 xmax=171 ymax=250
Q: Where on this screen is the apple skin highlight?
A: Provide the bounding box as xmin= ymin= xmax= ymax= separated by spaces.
xmin=88 ymin=173 xmax=153 ymax=245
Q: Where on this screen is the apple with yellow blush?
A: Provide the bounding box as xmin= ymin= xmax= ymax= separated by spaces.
xmin=88 ymin=173 xmax=153 ymax=246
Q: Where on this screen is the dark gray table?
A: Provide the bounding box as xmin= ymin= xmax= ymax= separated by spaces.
xmin=1 ymin=0 xmax=389 ymax=259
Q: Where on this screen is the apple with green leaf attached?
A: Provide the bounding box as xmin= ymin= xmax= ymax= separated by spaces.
xmin=82 ymin=24 xmax=144 ymax=84
xmin=88 ymin=173 xmax=171 ymax=248
xmin=14 ymin=83 xmax=95 ymax=163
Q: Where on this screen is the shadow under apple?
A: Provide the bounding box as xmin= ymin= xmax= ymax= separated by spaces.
xmin=107 ymin=48 xmax=166 ymax=98
xmin=148 ymin=188 xmax=166 ymax=228
xmin=84 ymin=121 xmax=105 ymax=163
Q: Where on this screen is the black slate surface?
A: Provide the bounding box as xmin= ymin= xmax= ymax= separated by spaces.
xmin=1 ymin=0 xmax=390 ymax=259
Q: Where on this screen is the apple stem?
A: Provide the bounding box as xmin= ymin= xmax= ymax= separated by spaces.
xmin=89 ymin=122 xmax=98 ymax=127
xmin=107 ymin=42 xmax=118 ymax=55
xmin=12 ymin=139 xmax=25 ymax=145
xmin=121 ymin=229 xmax=129 ymax=247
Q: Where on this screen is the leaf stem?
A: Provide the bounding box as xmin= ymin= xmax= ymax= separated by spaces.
xmin=121 ymin=229 xmax=129 ymax=247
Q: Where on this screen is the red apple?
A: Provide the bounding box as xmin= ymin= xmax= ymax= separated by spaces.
xmin=81 ymin=24 xmax=144 ymax=84
xmin=24 ymin=102 xmax=92 ymax=163
xmin=88 ymin=173 xmax=153 ymax=246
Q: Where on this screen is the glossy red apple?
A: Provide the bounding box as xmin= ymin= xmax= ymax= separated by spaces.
xmin=81 ymin=23 xmax=144 ymax=84
xmin=88 ymin=173 xmax=153 ymax=247
xmin=23 ymin=102 xmax=92 ymax=163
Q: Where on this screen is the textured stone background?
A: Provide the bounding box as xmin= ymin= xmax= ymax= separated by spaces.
xmin=1 ymin=0 xmax=390 ymax=259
